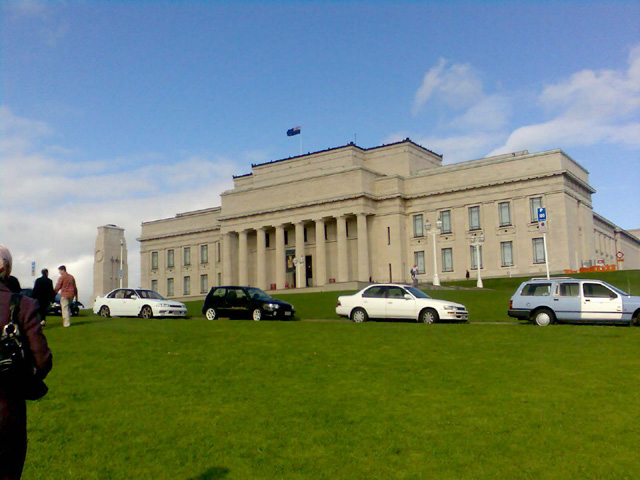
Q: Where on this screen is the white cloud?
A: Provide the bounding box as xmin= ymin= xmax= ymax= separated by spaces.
xmin=490 ymin=45 xmax=640 ymax=156
xmin=0 ymin=107 xmax=236 ymax=306
xmin=412 ymin=58 xmax=485 ymax=114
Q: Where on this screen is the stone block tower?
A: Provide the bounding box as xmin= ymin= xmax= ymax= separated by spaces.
xmin=93 ymin=224 xmax=128 ymax=305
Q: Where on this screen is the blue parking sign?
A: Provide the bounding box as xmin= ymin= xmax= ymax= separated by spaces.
xmin=537 ymin=207 xmax=547 ymax=222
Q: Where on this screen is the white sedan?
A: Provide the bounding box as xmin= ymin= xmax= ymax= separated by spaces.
xmin=93 ymin=288 xmax=187 ymax=319
xmin=336 ymin=284 xmax=469 ymax=323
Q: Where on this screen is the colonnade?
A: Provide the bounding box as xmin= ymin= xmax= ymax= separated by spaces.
xmin=221 ymin=214 xmax=370 ymax=290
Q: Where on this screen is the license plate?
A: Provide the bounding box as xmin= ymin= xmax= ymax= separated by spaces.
xmin=284 ymin=311 xmax=292 ymax=316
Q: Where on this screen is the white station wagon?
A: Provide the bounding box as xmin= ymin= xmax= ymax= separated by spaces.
xmin=93 ymin=288 xmax=187 ymax=319
xmin=508 ymin=278 xmax=640 ymax=326
xmin=336 ymin=284 xmax=469 ymax=323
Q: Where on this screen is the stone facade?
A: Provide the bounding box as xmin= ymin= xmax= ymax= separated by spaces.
xmin=93 ymin=224 xmax=128 ymax=303
xmin=138 ymin=139 xmax=640 ymax=300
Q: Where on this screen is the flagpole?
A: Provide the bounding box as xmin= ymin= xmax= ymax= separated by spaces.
xmin=299 ymin=132 xmax=302 ymax=156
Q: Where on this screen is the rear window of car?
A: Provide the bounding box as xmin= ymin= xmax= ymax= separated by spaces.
xmin=363 ymin=286 xmax=387 ymax=298
xmin=521 ymin=283 xmax=551 ymax=296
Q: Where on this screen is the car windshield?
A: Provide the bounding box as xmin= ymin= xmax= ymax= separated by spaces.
xmin=246 ymin=288 xmax=273 ymax=301
xmin=135 ymin=290 xmax=165 ymax=300
xmin=603 ymin=282 xmax=629 ymax=296
xmin=404 ymin=286 xmax=431 ymax=299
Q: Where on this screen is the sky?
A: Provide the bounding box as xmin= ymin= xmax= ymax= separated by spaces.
xmin=1 ymin=0 xmax=639 ymax=305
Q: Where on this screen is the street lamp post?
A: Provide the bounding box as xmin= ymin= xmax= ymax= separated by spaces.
xmin=424 ymin=220 xmax=443 ymax=286
xmin=471 ymin=233 xmax=484 ymax=288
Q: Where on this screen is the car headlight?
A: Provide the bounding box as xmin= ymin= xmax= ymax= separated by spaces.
xmin=264 ymin=303 xmax=279 ymax=311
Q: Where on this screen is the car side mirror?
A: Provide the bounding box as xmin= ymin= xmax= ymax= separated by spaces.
xmin=610 ymin=293 xmax=617 ymax=299
xmin=404 ymin=294 xmax=412 ymax=300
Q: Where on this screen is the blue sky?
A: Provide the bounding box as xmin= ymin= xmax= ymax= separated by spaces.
xmin=1 ymin=0 xmax=639 ymax=302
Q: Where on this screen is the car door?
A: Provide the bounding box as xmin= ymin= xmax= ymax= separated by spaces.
xmin=106 ymin=289 xmax=128 ymax=316
xmin=226 ymin=287 xmax=250 ymax=318
xmin=120 ymin=289 xmax=141 ymax=316
xmin=553 ymin=282 xmax=581 ymax=321
xmin=384 ymin=286 xmax=416 ymax=320
xmin=208 ymin=288 xmax=228 ymax=316
xmin=359 ymin=286 xmax=388 ymax=318
xmin=581 ymin=282 xmax=623 ymax=321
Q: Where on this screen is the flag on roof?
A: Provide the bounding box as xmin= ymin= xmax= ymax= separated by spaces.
xmin=287 ymin=126 xmax=301 ymax=136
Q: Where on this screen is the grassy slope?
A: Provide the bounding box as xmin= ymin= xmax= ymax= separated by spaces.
xmin=22 ymin=270 xmax=640 ymax=479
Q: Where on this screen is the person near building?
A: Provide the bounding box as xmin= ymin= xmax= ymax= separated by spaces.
xmin=54 ymin=265 xmax=77 ymax=328
xmin=0 ymin=245 xmax=52 ymax=479
xmin=410 ymin=265 xmax=418 ymax=287
xmin=32 ymin=269 xmax=55 ymax=326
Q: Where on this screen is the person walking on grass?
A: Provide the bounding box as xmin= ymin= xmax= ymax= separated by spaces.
xmin=0 ymin=245 xmax=52 ymax=480
xmin=32 ymin=269 xmax=54 ymax=326
xmin=54 ymin=265 xmax=77 ymax=328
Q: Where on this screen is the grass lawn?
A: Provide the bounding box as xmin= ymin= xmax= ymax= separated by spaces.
xmin=23 ymin=270 xmax=640 ymax=479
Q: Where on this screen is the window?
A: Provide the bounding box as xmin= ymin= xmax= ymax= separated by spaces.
xmin=167 ymin=249 xmax=174 ymax=269
xmin=522 ymin=283 xmax=551 ymax=296
xmin=151 ymin=279 xmax=158 ymax=292
xmin=500 ymin=241 xmax=514 ymax=267
xmin=183 ymin=247 xmax=191 ymax=266
xmin=303 ymin=227 xmax=308 ymax=243
xmin=217 ymin=242 xmax=221 ymax=263
xmin=265 ymin=233 xmax=270 ymax=248
xmin=413 ymin=214 xmax=424 ymax=237
xmin=442 ymin=248 xmax=453 ymax=272
xmin=284 ymin=230 xmax=289 ymax=245
xmin=151 ymin=251 xmax=158 ymax=270
xmin=498 ymin=202 xmax=511 ymax=227
xmin=470 ymin=245 xmax=483 ymax=270
xmin=533 ymin=238 xmax=545 ymax=263
xmin=387 ymin=227 xmax=391 ymax=245
xmin=167 ymin=278 xmax=174 ymax=297
xmin=468 ymin=206 xmax=481 ymax=230
xmin=440 ymin=210 xmax=452 ymax=234
xmin=200 ymin=245 xmax=208 ymax=264
xmin=363 ymin=286 xmax=387 ymax=298
xmin=558 ymin=283 xmax=579 ymax=297
xmin=200 ymin=274 xmax=208 ymax=294
xmin=583 ymin=283 xmax=616 ymax=298
xmin=530 ymin=197 xmax=543 ymax=223
xmin=183 ymin=276 xmax=191 ymax=296
xmin=414 ymin=251 xmax=426 ymax=274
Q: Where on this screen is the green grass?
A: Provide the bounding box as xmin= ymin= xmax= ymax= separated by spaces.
xmin=23 ymin=270 xmax=640 ymax=479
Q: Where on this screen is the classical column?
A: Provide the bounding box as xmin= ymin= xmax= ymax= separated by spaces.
xmin=256 ymin=227 xmax=267 ymax=290
xmin=315 ymin=218 xmax=326 ymax=287
xmin=357 ymin=213 xmax=370 ymax=282
xmin=275 ymin=224 xmax=286 ymax=289
xmin=337 ymin=215 xmax=348 ymax=282
xmin=238 ymin=229 xmax=248 ymax=286
xmin=222 ymin=232 xmax=233 ymax=285
xmin=295 ymin=222 xmax=306 ymax=288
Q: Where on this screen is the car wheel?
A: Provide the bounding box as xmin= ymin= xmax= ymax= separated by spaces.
xmin=252 ymin=309 xmax=262 ymax=321
xmin=350 ymin=308 xmax=368 ymax=323
xmin=632 ymin=311 xmax=640 ymax=326
xmin=205 ymin=308 xmax=217 ymax=321
xmin=99 ymin=306 xmax=110 ymax=318
xmin=419 ymin=308 xmax=439 ymax=324
xmin=140 ymin=306 xmax=153 ymax=319
xmin=532 ymin=308 xmax=554 ymax=326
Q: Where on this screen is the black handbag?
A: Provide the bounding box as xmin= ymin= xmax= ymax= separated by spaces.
xmin=0 ymin=294 xmax=48 ymax=400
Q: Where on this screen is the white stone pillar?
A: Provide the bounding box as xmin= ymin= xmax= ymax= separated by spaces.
xmin=238 ymin=229 xmax=248 ymax=286
xmin=295 ymin=222 xmax=306 ymax=288
xmin=275 ymin=225 xmax=286 ymax=289
xmin=337 ymin=215 xmax=348 ymax=282
xmin=357 ymin=214 xmax=370 ymax=282
xmin=256 ymin=227 xmax=267 ymax=290
xmin=315 ymin=218 xmax=326 ymax=287
xmin=222 ymin=232 xmax=233 ymax=285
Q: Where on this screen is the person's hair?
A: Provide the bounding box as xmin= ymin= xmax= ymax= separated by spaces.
xmin=0 ymin=245 xmax=12 ymax=281
xmin=58 ymin=265 xmax=66 ymax=272
xmin=42 ymin=268 xmax=48 ymax=276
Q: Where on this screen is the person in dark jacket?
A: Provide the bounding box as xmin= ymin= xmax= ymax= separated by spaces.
xmin=0 ymin=245 xmax=52 ymax=480
xmin=32 ymin=269 xmax=55 ymax=326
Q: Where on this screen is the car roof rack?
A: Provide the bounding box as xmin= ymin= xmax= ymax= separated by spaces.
xmin=529 ymin=277 xmax=574 ymax=281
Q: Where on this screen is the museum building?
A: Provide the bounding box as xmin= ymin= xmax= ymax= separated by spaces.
xmin=138 ymin=139 xmax=640 ymax=300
